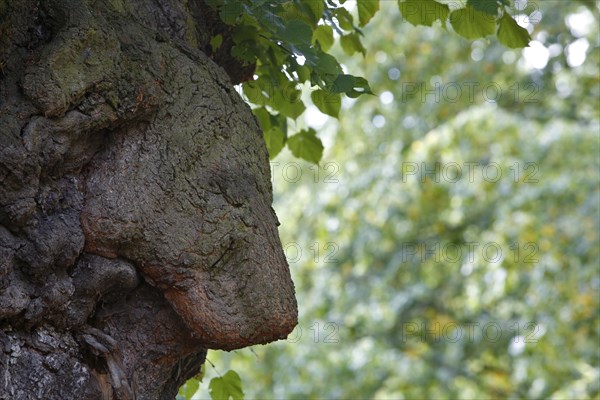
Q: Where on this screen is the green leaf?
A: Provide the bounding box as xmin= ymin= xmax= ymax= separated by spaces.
xmin=287 ymin=129 xmax=324 ymax=164
xmin=219 ymin=2 xmax=243 ymax=25
xmin=242 ymin=80 xmax=268 ymax=106
xmin=264 ymin=126 xmax=286 ymax=159
xmin=334 ymin=8 xmax=354 ymax=31
xmin=253 ymin=107 xmax=272 ymax=131
xmin=277 ymin=19 xmax=313 ymax=45
xmin=450 ymin=5 xmax=497 ymax=39
xmin=292 ymin=42 xmax=319 ymax=66
xmin=280 ymin=2 xmax=313 ymax=25
xmin=314 ymin=53 xmax=343 ymax=76
xmin=232 ymin=24 xmax=259 ymax=44
xmin=209 ymin=370 xmax=244 ymax=400
xmin=497 ymin=12 xmax=531 ymax=48
xmin=254 ymin=108 xmax=288 ymax=145
xmin=302 ymin=0 xmax=325 ymax=24
xmin=271 ymin=87 xmax=306 ymax=120
xmin=332 ymin=74 xmax=356 ymax=93
xmin=311 ymin=89 xmax=341 ymax=118
xmin=178 ymin=378 xmax=200 ymax=400
xmin=346 ymin=77 xmax=374 ymax=98
xmin=398 ymin=0 xmax=450 ymax=27
xmin=291 ymin=61 xmax=311 ymax=82
xmin=357 ymin=0 xmax=380 ymax=27
xmin=340 ymin=33 xmax=366 ymax=56
xmin=272 ymin=98 xmax=305 ymax=120
xmin=313 ymin=25 xmax=334 ymax=52
xmin=467 ymin=0 xmax=501 ymax=16
xmin=210 ymin=34 xmax=223 ymax=53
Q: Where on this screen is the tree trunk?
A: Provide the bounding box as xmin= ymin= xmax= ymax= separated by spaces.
xmin=0 ymin=1 xmax=297 ymax=398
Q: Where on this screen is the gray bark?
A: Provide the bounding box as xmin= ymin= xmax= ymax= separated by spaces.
xmin=0 ymin=0 xmax=297 ymax=398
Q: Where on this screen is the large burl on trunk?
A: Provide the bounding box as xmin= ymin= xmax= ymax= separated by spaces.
xmin=0 ymin=0 xmax=297 ymax=398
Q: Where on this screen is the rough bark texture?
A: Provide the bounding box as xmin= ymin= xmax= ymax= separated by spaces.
xmin=0 ymin=0 xmax=297 ymax=398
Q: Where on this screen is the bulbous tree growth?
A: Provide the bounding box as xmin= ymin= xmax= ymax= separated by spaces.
xmin=0 ymin=1 xmax=297 ymax=398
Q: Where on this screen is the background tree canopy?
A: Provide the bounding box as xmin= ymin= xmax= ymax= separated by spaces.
xmin=180 ymin=0 xmax=599 ymax=399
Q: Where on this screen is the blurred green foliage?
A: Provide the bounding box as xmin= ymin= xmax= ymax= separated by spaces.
xmin=190 ymin=1 xmax=599 ymax=399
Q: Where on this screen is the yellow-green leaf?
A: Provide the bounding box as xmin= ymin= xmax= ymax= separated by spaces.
xmin=467 ymin=0 xmax=501 ymax=15
xmin=340 ymin=33 xmax=366 ymax=56
xmin=357 ymin=0 xmax=380 ymax=27
xmin=209 ymin=370 xmax=244 ymax=400
xmin=313 ymin=25 xmax=334 ymax=52
xmin=450 ymin=5 xmax=497 ymax=39
xmin=497 ymin=12 xmax=531 ymax=48
xmin=178 ymin=378 xmax=200 ymax=400
xmin=311 ymin=89 xmax=341 ymax=118
xmin=210 ymin=34 xmax=223 ymax=53
xmin=271 ymin=91 xmax=306 ymax=120
xmin=398 ymin=0 xmax=450 ymax=27
xmin=253 ymin=107 xmax=272 ymax=132
xmin=243 ymin=81 xmax=268 ymax=106
xmin=334 ymin=8 xmax=354 ymax=31
xmin=287 ymin=128 xmax=324 ymax=164
xmin=264 ymin=126 xmax=286 ymax=159
xmin=302 ymin=0 xmax=325 ymax=24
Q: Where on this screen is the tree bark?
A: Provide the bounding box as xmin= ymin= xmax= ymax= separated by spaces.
xmin=0 ymin=1 xmax=297 ymax=398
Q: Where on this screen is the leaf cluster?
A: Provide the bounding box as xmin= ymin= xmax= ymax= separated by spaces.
xmin=204 ymin=0 xmax=530 ymax=163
